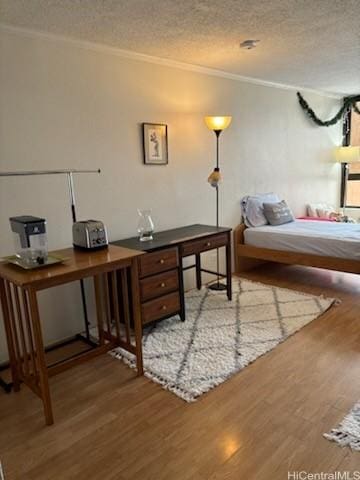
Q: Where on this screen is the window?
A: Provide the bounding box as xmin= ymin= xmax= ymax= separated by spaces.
xmin=341 ymin=103 xmax=360 ymax=208
xmin=343 ymin=162 xmax=360 ymax=207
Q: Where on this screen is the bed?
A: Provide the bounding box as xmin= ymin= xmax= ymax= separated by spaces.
xmin=234 ymin=219 xmax=360 ymax=274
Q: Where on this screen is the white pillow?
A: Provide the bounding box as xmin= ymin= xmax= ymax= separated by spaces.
xmin=307 ymin=203 xmax=318 ymax=217
xmin=307 ymin=203 xmax=335 ymax=218
xmin=241 ymin=193 xmax=280 ymax=227
xmin=316 ymin=207 xmax=333 ymax=218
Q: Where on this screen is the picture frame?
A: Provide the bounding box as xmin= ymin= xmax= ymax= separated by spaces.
xmin=142 ymin=123 xmax=168 ymax=165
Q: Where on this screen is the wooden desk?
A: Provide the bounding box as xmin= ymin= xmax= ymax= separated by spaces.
xmin=112 ymin=224 xmax=232 ymax=326
xmin=0 ymin=245 xmax=144 ymax=426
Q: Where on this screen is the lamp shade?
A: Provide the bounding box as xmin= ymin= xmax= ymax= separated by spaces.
xmin=334 ymin=146 xmax=360 ymax=164
xmin=204 ymin=116 xmax=232 ymax=132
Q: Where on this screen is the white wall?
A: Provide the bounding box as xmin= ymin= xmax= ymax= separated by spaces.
xmin=0 ymin=28 xmax=342 ymax=362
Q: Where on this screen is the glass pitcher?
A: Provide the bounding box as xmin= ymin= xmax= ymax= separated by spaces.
xmin=137 ymin=209 xmax=154 ymax=242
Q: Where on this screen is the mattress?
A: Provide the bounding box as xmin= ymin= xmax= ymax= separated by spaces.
xmin=243 ymin=220 xmax=360 ymax=260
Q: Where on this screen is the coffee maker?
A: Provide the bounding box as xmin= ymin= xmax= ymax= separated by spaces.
xmin=10 ymin=216 xmax=48 ymax=267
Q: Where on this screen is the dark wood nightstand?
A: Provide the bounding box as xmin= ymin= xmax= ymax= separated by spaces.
xmin=112 ymin=224 xmax=232 ymax=325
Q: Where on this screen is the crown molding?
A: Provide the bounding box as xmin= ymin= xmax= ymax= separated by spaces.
xmin=0 ymin=23 xmax=342 ymax=100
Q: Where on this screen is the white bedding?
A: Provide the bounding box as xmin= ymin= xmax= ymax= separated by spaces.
xmin=244 ymin=220 xmax=360 ymax=260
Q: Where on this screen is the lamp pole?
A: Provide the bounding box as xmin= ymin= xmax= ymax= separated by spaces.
xmin=211 ymin=130 xmax=224 ymax=290
xmin=204 ymin=116 xmax=232 ymax=291
xmin=215 ymin=129 xmax=220 ymax=226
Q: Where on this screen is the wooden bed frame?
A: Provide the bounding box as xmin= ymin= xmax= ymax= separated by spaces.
xmin=234 ymin=224 xmax=360 ymax=275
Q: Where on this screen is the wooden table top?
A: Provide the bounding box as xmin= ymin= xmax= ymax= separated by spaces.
xmin=0 ymin=245 xmax=144 ymax=290
xmin=112 ymin=224 xmax=232 ymax=252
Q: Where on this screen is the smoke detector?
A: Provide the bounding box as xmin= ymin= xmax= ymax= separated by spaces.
xmin=240 ymin=39 xmax=260 ymax=50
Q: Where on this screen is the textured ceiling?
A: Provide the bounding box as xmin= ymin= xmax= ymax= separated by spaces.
xmin=1 ymin=0 xmax=359 ymax=95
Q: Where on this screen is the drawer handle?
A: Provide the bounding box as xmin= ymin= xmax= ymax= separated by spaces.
xmin=160 ymin=282 xmax=166 ymax=288
xmin=162 ymin=305 xmax=167 ymax=311
xmin=159 ymin=259 xmax=165 ymax=264
xmin=206 ymin=242 xmax=211 ymax=247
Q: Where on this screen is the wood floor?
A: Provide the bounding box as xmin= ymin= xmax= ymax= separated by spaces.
xmin=1 ymin=264 xmax=360 ymax=479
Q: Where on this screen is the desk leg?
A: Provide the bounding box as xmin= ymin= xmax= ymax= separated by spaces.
xmin=130 ymin=259 xmax=143 ymax=376
xmin=94 ymin=275 xmax=105 ymax=346
xmin=195 ymin=254 xmax=202 ymax=290
xmin=226 ymin=233 xmax=232 ymax=301
xmin=179 ymin=256 xmax=186 ymax=322
xmin=0 ymin=278 xmax=20 ymax=391
xmin=27 ymin=288 xmax=54 ymax=426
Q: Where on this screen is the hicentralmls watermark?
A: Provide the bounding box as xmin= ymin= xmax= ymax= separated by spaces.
xmin=288 ymin=472 xmax=360 ymax=480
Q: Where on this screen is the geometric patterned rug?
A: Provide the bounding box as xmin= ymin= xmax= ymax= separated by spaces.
xmin=111 ymin=277 xmax=337 ymax=402
xmin=324 ymin=401 xmax=360 ymax=451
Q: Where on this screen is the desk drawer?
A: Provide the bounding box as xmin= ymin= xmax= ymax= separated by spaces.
xmin=139 ymin=248 xmax=178 ymax=278
xmin=181 ymin=233 xmax=228 ymax=257
xmin=141 ymin=292 xmax=180 ymax=325
xmin=140 ymin=270 xmax=179 ymax=301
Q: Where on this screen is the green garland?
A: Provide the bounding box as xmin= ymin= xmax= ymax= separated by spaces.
xmin=297 ymin=92 xmax=360 ymax=127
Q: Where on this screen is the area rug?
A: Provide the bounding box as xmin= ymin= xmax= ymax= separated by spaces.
xmin=111 ymin=277 xmax=337 ymax=402
xmin=324 ymin=402 xmax=360 ymax=451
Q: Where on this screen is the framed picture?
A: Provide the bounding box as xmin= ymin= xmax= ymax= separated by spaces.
xmin=142 ymin=123 xmax=168 ymax=165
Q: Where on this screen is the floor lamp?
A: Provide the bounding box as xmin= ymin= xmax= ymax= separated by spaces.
xmin=334 ymin=146 xmax=360 ymax=216
xmin=204 ymin=116 xmax=232 ymax=291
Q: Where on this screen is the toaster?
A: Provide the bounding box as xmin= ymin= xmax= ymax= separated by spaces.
xmin=72 ymin=220 xmax=108 ymax=250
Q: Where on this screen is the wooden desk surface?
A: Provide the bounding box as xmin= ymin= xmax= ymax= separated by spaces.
xmin=0 ymin=245 xmax=143 ymax=290
xmin=112 ymin=224 xmax=232 ymax=252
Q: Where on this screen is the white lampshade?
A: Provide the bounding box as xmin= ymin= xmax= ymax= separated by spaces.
xmin=334 ymin=146 xmax=360 ymax=164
